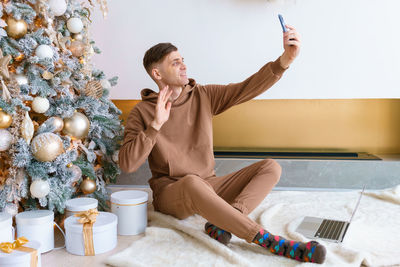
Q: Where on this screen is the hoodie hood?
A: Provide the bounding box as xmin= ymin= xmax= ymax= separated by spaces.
xmin=140 ymin=79 xmax=196 ymax=106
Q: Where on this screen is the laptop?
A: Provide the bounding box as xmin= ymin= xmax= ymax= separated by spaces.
xmin=295 ymin=186 xmax=365 ymax=243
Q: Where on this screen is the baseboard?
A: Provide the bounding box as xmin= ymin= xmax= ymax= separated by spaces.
xmin=107 ymin=184 xmax=363 ymax=194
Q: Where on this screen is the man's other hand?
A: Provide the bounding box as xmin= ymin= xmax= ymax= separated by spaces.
xmin=151 ymin=85 xmax=173 ymax=131
xmin=280 ymin=25 xmax=301 ymax=69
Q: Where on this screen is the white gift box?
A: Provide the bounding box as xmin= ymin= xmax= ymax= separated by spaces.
xmin=15 ymin=210 xmax=54 ymax=253
xmin=0 ymin=213 xmax=13 ymax=243
xmin=0 ymin=240 xmax=41 ymax=267
xmin=111 ymin=190 xmax=148 ymax=235
xmin=65 ymin=198 xmax=98 ymax=218
xmin=64 ymin=211 xmax=117 ymax=256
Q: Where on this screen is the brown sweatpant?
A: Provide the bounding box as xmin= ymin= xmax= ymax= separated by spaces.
xmin=152 ymin=159 xmax=282 ymax=243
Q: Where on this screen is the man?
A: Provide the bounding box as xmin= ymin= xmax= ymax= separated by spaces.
xmin=119 ymin=24 xmax=326 ymax=264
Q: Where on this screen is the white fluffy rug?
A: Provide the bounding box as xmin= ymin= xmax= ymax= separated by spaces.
xmin=105 ymin=186 xmax=400 ymax=267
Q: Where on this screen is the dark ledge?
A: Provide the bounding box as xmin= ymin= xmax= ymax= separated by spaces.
xmin=213 ymin=151 xmax=381 ymax=160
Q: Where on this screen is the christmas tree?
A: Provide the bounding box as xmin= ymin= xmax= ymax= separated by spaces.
xmin=0 ymin=0 xmax=123 ymax=216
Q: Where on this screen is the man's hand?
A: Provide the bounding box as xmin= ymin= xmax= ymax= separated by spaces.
xmin=280 ymin=25 xmax=301 ymax=69
xmin=150 ymin=85 xmax=173 ymax=131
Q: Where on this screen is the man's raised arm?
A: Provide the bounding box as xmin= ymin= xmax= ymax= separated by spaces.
xmin=119 ymin=86 xmax=173 ymax=173
xmin=200 ymin=25 xmax=301 ymax=116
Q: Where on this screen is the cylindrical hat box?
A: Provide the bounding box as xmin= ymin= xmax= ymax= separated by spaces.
xmin=0 ymin=213 xmax=13 ymax=243
xmin=111 ymin=190 xmax=148 ymax=235
xmin=64 ymin=212 xmax=117 ymax=256
xmin=0 ymin=240 xmax=41 ymax=267
xmin=15 ymin=210 xmax=54 ymax=253
xmin=65 ymin=198 xmax=98 ymax=218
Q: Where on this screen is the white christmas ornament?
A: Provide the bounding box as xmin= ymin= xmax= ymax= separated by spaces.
xmin=15 ymin=74 xmax=28 ymax=86
xmin=35 ymin=44 xmax=54 ymax=59
xmin=67 ymin=18 xmax=83 ymax=33
xmin=32 ymin=96 xmax=50 ymax=113
xmin=0 ymin=129 xmax=12 ymax=151
xmin=48 ymin=0 xmax=67 ymax=16
xmin=100 ymin=79 xmax=111 ymax=90
xmin=30 ymin=179 xmax=50 ymax=198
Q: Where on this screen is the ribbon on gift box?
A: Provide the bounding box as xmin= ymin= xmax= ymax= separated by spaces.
xmin=0 ymin=237 xmax=38 ymax=267
xmin=74 ymin=208 xmax=99 ymax=256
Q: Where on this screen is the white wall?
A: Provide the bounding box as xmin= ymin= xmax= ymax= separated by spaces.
xmin=90 ymin=0 xmax=400 ymax=100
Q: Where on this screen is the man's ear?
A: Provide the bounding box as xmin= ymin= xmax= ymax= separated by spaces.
xmin=152 ymin=67 xmax=162 ymax=81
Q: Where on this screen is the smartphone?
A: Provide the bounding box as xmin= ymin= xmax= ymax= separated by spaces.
xmin=278 ymin=14 xmax=288 ymax=33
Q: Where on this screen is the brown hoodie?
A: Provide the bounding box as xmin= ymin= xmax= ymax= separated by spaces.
xmin=119 ymin=57 xmax=286 ymax=194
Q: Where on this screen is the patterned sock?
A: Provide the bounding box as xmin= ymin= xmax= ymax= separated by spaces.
xmin=204 ymin=222 xmax=232 ymax=245
xmin=252 ymin=228 xmax=326 ymax=264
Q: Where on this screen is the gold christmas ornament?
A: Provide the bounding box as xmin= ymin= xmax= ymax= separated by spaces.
xmin=0 ymin=49 xmax=12 ymax=80
xmin=62 ymin=112 xmax=90 ymax=139
xmin=51 ymin=116 xmax=64 ymax=132
xmin=67 ymin=162 xmax=73 ymax=168
xmin=5 ymin=17 xmax=28 ymax=39
xmin=0 ymin=109 xmax=12 ymax=129
xmin=31 ymin=132 xmax=64 ymax=162
xmin=20 ymin=111 xmax=34 ymax=144
xmin=84 ymin=80 xmax=103 ymax=99
xmin=68 ymin=40 xmax=85 ymax=57
xmin=71 ymin=33 xmax=83 ymax=41
xmin=80 ymin=177 xmax=96 ymax=194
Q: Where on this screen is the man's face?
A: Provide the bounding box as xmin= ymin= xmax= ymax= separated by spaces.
xmin=154 ymin=51 xmax=189 ymax=87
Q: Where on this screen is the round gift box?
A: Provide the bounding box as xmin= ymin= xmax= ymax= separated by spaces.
xmin=0 ymin=240 xmax=42 ymax=267
xmin=65 ymin=197 xmax=98 ymax=218
xmin=0 ymin=212 xmax=13 ymax=243
xmin=15 ymin=210 xmax=54 ymax=253
xmin=111 ymin=190 xmax=148 ymax=235
xmin=64 ymin=211 xmax=117 ymax=256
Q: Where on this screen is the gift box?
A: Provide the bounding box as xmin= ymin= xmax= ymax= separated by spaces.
xmin=15 ymin=210 xmax=54 ymax=253
xmin=111 ymin=190 xmax=148 ymax=235
xmin=0 ymin=238 xmax=41 ymax=267
xmin=64 ymin=211 xmax=117 ymax=256
xmin=0 ymin=213 xmax=13 ymax=243
xmin=65 ymin=197 xmax=98 ymax=218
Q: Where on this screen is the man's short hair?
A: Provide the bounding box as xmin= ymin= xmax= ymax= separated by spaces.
xmin=143 ymin=43 xmax=178 ymax=75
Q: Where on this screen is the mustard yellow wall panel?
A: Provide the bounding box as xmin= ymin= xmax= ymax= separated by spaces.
xmin=112 ymin=99 xmax=400 ymax=154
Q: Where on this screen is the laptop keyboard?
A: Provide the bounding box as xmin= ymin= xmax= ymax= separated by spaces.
xmin=315 ymin=219 xmax=347 ymax=240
